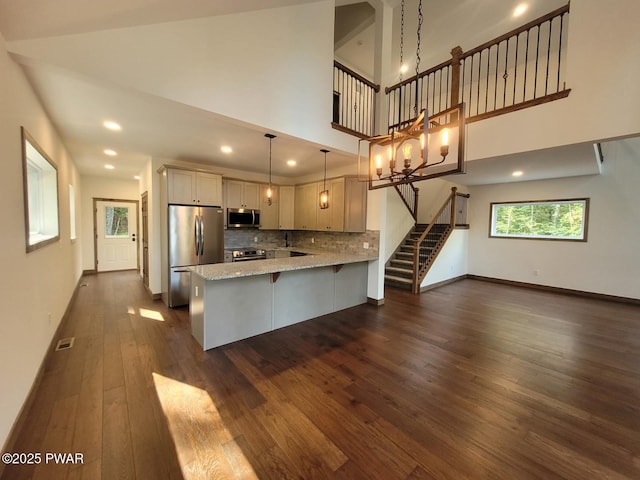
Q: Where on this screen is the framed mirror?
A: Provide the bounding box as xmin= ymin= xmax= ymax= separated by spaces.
xmin=21 ymin=127 xmax=60 ymax=252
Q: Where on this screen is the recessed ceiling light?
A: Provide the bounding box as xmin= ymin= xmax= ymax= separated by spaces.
xmin=104 ymin=149 xmax=117 ymax=156
xmin=134 ymin=175 xmax=140 ymax=180
xmin=105 ymin=164 xmax=115 ymax=170
xmin=400 ymin=64 xmax=409 ymax=74
xmin=513 ymin=3 xmax=528 ymax=18
xmin=287 ymin=159 xmax=297 ymax=167
xmin=103 ymin=120 xmax=122 ymax=131
xmin=221 ymin=146 xmax=232 ymax=154
xmin=512 ymin=170 xmax=523 ymax=177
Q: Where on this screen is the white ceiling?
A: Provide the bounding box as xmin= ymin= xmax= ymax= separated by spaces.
xmin=0 ymin=0 xmax=598 ymax=185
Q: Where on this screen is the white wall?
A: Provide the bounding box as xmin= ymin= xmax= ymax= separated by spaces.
xmin=465 ymin=0 xmax=640 ymax=162
xmin=421 ymin=229 xmax=468 ymax=288
xmin=468 ymin=136 xmax=640 ymax=300
xmin=6 ymin=1 xmax=356 ymax=156
xmin=0 ymin=32 xmax=82 ymax=449
xmin=79 ymin=175 xmax=139 ymax=272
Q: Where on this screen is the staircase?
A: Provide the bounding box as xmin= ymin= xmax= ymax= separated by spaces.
xmin=385 ymin=223 xmax=451 ymax=290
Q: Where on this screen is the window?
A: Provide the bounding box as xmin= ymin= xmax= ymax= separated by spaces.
xmin=490 ymin=198 xmax=589 ymax=241
xmin=22 ymin=127 xmax=60 ymax=252
xmin=104 ymin=206 xmax=130 ymax=238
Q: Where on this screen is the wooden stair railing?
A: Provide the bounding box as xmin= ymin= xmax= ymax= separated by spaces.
xmin=411 ymin=187 xmax=470 ymax=294
xmin=393 ymin=182 xmax=419 ymax=220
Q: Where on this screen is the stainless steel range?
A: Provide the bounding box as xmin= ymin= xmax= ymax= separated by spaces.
xmin=230 ymin=248 xmax=266 ymax=262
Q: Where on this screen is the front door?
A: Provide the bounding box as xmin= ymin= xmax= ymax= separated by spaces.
xmin=96 ymin=200 xmax=138 ymax=272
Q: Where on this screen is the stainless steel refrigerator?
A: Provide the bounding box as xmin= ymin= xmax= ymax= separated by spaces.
xmin=168 ymin=205 xmax=224 ymax=307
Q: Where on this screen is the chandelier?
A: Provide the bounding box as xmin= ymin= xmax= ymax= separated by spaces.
xmin=358 ymin=0 xmax=466 ymax=190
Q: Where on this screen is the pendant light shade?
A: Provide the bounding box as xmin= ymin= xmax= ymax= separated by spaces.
xmin=319 ymin=149 xmax=329 ymax=209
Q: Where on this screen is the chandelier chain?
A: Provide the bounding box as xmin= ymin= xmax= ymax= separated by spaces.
xmin=400 ymin=0 xmax=405 ymax=80
xmin=415 ymin=0 xmax=423 ymax=115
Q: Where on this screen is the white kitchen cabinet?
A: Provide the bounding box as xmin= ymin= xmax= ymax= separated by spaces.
xmin=293 ymin=176 xmax=366 ymax=232
xmin=343 ymin=176 xmax=367 ymax=233
xmin=167 ymin=168 xmax=222 ymax=206
xmin=317 ymin=177 xmax=345 ymax=231
xmin=294 ymin=183 xmax=318 ymax=230
xmin=260 ymin=184 xmax=279 ymax=230
xmin=225 ymin=180 xmax=260 ymax=209
xmin=278 ymin=186 xmax=295 ymax=230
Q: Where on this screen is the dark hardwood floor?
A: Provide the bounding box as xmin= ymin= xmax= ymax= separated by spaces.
xmin=2 ymin=271 xmax=639 ymax=479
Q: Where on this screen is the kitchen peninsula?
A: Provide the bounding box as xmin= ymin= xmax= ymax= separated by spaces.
xmin=188 ymin=248 xmax=376 ymax=350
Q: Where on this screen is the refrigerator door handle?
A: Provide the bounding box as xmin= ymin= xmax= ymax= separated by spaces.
xmin=194 ymin=215 xmax=200 ymax=257
xmin=199 ymin=216 xmax=205 ymax=257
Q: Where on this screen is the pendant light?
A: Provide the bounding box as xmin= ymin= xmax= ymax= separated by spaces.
xmin=265 ymin=133 xmax=276 ymax=206
xmin=319 ymin=149 xmax=329 ymax=209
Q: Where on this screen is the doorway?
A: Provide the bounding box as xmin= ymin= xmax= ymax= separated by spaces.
xmin=141 ymin=191 xmax=149 ymax=288
xmin=94 ymin=199 xmax=139 ymax=272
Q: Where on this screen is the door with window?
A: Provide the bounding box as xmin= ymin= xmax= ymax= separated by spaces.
xmin=95 ymin=200 xmax=138 ymax=272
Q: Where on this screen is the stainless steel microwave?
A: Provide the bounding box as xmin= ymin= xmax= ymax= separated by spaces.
xmin=227 ymin=208 xmax=260 ymax=228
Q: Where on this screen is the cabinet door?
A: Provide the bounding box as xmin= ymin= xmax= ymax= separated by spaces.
xmin=317 ymin=178 xmax=344 ymax=231
xmin=294 ymin=183 xmax=318 ymax=230
xmin=225 ymin=180 xmax=244 ymax=208
xmin=279 ymin=186 xmax=295 ymax=230
xmin=167 ymin=169 xmax=196 ymax=204
xmin=330 ymin=177 xmax=345 ymax=231
xmin=243 ymin=182 xmax=261 ymax=210
xmin=344 ymin=177 xmax=367 ymax=232
xmin=260 ymin=184 xmax=279 ymax=230
xmin=195 ymin=172 xmax=222 ymax=206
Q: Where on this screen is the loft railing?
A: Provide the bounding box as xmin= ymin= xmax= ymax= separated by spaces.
xmin=412 ymin=187 xmax=470 ymax=294
xmin=387 ymin=4 xmax=570 ymax=132
xmin=332 ymin=61 xmax=380 ymax=139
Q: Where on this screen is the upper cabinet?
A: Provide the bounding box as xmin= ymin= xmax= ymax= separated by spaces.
xmin=167 ymin=168 xmax=222 ymax=206
xmin=260 ymin=184 xmax=279 ymax=230
xmin=294 ymin=176 xmax=366 ymax=233
xmin=225 ymin=180 xmax=260 ymax=209
xmin=317 ymin=177 xmax=345 ymax=231
xmin=278 ymin=186 xmax=295 ymax=230
xmin=343 ymin=177 xmax=367 ymax=233
xmin=294 ymin=183 xmax=318 ymax=230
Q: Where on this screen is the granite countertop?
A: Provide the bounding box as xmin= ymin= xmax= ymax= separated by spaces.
xmin=189 ymin=247 xmax=377 ymax=281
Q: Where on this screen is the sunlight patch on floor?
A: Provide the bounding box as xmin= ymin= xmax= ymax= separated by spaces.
xmin=128 ymin=305 xmax=166 ymax=321
xmin=139 ymin=308 xmax=165 ymax=321
xmin=152 ymin=372 xmax=258 ymax=479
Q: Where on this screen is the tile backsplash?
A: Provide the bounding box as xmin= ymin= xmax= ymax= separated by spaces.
xmin=225 ymin=229 xmax=379 ymax=255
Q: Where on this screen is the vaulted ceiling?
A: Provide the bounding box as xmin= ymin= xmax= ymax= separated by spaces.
xmin=1 ymin=0 xmax=596 ymax=185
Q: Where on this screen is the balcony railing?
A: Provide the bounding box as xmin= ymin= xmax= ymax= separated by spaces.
xmin=332 ymin=61 xmax=380 ymax=139
xmin=387 ymin=4 xmax=570 ymax=132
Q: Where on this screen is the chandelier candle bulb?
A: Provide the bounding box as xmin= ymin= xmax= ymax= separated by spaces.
xmin=375 ymin=155 xmax=383 ymax=177
xmin=440 ymin=128 xmax=450 ymax=158
xmin=441 ymin=128 xmax=449 ymax=146
xmin=403 ymin=143 xmax=413 ymax=160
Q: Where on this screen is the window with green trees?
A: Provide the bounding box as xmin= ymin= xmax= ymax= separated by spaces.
xmin=490 ymin=199 xmax=589 ymax=241
xmin=105 ymin=206 xmax=130 ymax=237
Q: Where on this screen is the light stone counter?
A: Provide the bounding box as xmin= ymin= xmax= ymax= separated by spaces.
xmin=188 ymin=248 xmax=377 ymax=281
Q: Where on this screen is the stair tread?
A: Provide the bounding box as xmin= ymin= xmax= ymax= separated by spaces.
xmin=384 ymin=275 xmax=413 ymax=284
xmin=385 ymin=266 xmax=413 ymax=272
xmin=390 ymin=259 xmax=413 ymax=266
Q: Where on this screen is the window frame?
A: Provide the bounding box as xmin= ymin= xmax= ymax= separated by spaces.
xmin=489 ymin=198 xmax=590 ymax=241
xmin=21 ymin=127 xmax=60 ymax=252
